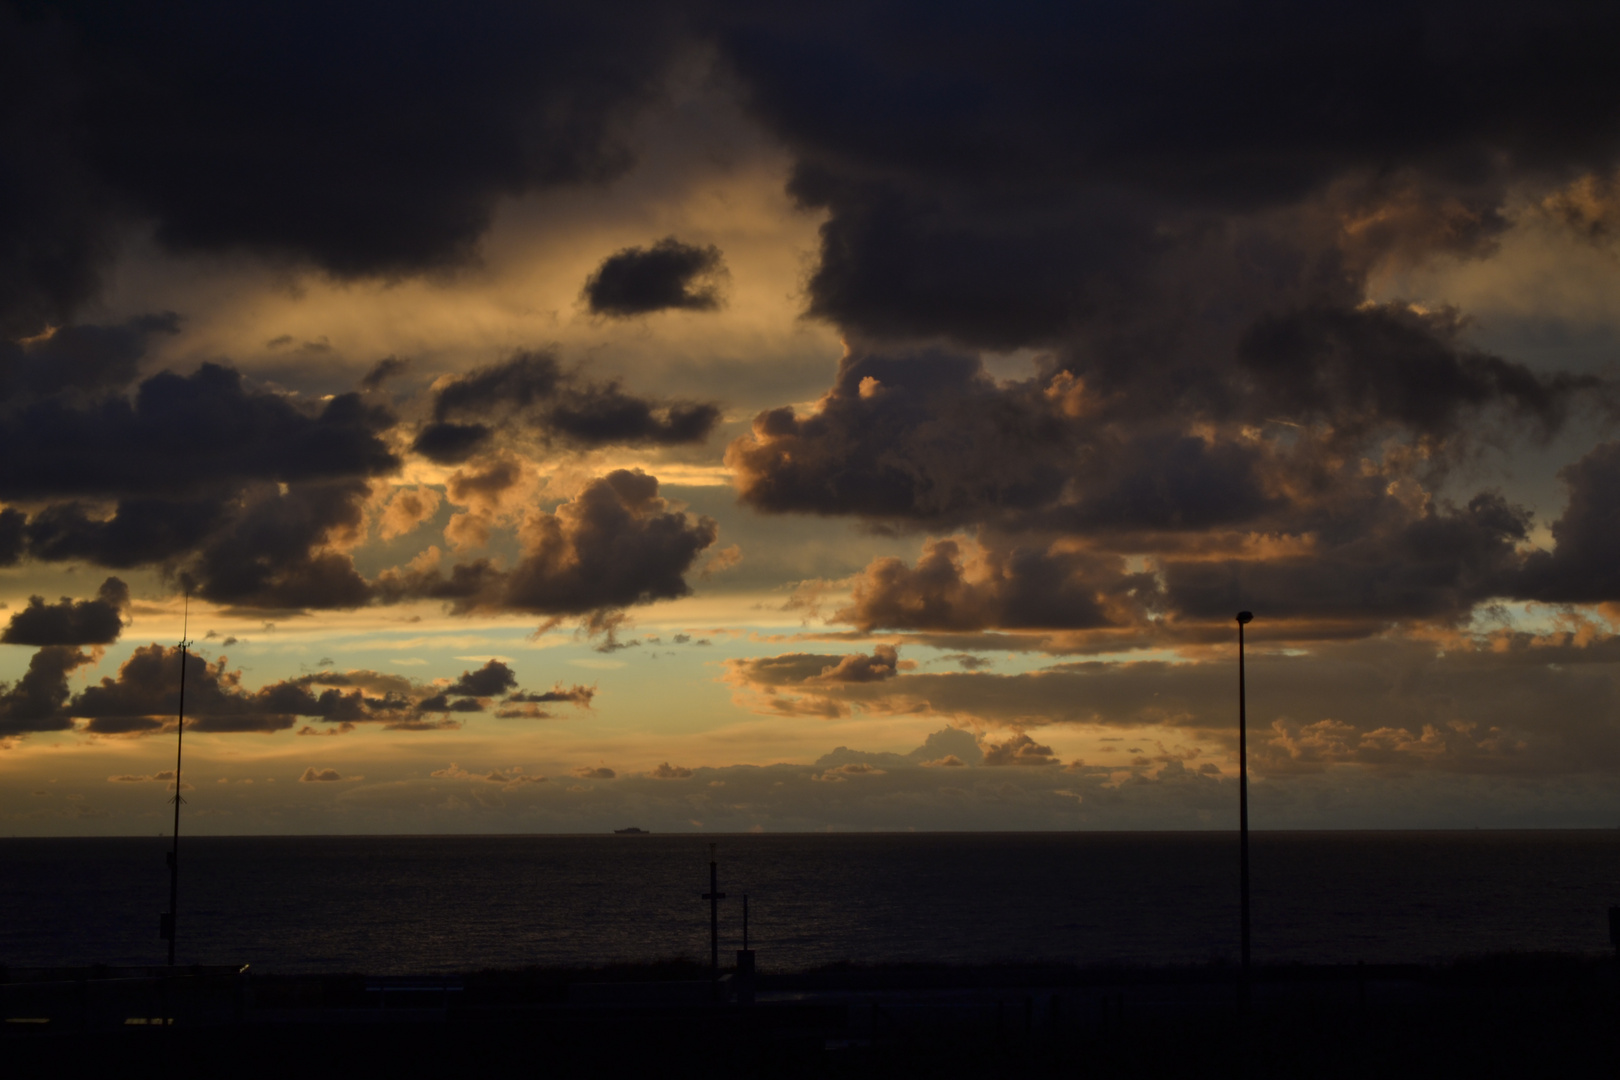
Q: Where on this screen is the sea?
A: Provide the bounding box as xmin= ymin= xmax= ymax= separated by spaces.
xmin=1 ymin=832 xmax=1616 ymax=974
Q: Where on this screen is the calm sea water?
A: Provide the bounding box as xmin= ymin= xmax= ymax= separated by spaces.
xmin=1 ymin=832 xmax=1616 ymax=974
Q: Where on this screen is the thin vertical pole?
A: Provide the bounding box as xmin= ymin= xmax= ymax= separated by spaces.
xmin=166 ymin=596 xmax=190 ymax=968
xmin=743 ymin=894 xmax=749 ymax=952
xmin=1237 ymin=610 xmax=1252 ymax=1010
xmin=700 ymin=850 xmax=726 ymax=999
xmin=709 ymin=847 xmax=720 ymax=983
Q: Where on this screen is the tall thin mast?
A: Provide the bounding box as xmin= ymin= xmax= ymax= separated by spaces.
xmin=1236 ymin=610 xmax=1253 ymax=1011
xmin=162 ymin=591 xmax=191 ymax=968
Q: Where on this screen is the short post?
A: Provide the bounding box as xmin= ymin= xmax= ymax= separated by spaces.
xmin=702 ymin=843 xmax=726 ymax=1001
xmin=735 ymin=894 xmax=756 ymax=1006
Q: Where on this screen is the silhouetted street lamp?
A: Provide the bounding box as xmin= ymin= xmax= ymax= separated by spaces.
xmin=1236 ymin=610 xmax=1253 ymax=1008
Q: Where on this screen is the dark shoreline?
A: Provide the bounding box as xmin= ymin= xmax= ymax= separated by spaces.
xmin=12 ymin=835 xmax=1620 ymax=841
xmin=5 ymin=954 xmax=1617 ymax=1078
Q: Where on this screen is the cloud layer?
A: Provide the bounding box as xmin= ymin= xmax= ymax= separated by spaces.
xmin=6 ymin=3 xmax=1620 ymax=830
xmin=0 ymin=635 xmax=585 ymax=742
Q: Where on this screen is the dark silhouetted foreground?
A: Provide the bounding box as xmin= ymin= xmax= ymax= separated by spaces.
xmin=4 ymin=955 xmax=1616 ymax=1078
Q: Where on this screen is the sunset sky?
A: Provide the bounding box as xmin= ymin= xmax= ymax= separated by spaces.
xmin=5 ymin=2 xmax=1620 ymax=834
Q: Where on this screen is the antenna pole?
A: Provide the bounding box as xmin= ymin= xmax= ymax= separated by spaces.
xmin=701 ymin=843 xmax=726 ymax=1001
xmin=163 ymin=593 xmax=191 ymax=968
xmin=1236 ymin=610 xmax=1253 ymax=1011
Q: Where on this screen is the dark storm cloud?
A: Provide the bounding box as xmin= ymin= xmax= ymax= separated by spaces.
xmin=0 ymin=362 xmax=398 ymax=501
xmin=385 ymin=470 xmax=718 ymax=616
xmin=412 ymin=422 xmax=493 ymax=466
xmin=728 ymin=345 xmax=1071 ymax=522
xmin=415 ymin=350 xmax=719 ymax=463
xmin=725 ymin=646 xmax=909 ymax=715
xmin=840 ymin=537 xmax=1158 ymax=633
xmin=813 ymin=473 xmax=1541 ymax=642
xmin=734 ymin=335 xmax=1595 ymax=636
xmin=810 ymin=645 xmax=904 ymax=683
xmin=494 ymin=705 xmax=546 ymax=719
xmin=81 ymin=714 xmax=162 ymax=736
xmin=1 ymin=576 xmax=128 ymax=645
xmin=447 ymin=660 xmax=518 ymax=698
xmin=0 ymin=6 xmax=109 ymax=337
xmin=0 ymin=314 xmax=178 ymax=403
xmin=0 ymin=645 xmax=93 ymax=736
xmin=1238 ymin=304 xmax=1600 ymax=438
xmin=0 ymin=0 xmax=693 ymax=335
xmin=0 ymin=6 xmax=717 ymax=618
xmin=727 ymin=331 xmax=1586 ymax=537
xmin=1515 ymin=441 xmax=1620 ymax=603
xmin=0 ymin=508 xmax=23 ymax=565
xmin=715 ymin=3 xmax=1618 ymax=623
xmin=545 ymin=386 xmax=720 ymax=448
xmin=24 ymin=481 xmax=379 ymax=609
xmin=582 ymin=236 xmax=727 ymax=317
xmin=186 ymin=480 xmax=375 ymax=610
xmin=10 ymin=3 xmax=1620 ymax=350
xmin=65 ymin=646 xmax=554 ymax=736
xmin=360 ymin=356 xmax=408 ymax=391
xmin=186 ymin=712 xmax=299 ymax=734
xmin=431 ymin=351 xmax=564 ymax=420
xmin=727 ymin=344 xmax=1278 ymax=529
xmin=72 ymin=646 xmax=300 ymax=734
xmin=494 ymin=681 xmax=595 ymax=718
xmin=1041 ymin=432 xmax=1280 ymax=536
xmin=506 ymin=684 xmax=595 ymax=706
xmin=411 ymin=694 xmax=485 ymax=715
xmin=1163 ymin=491 xmax=1533 ymax=625
xmin=8 ymin=1 xmax=1619 ymax=643
xmin=22 ymin=496 xmax=229 ymax=569
xmin=0 ymin=324 xmax=398 ymax=607
xmin=720 ymin=3 xmax=1620 ymax=349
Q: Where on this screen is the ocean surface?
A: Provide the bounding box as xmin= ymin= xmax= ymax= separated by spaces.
xmin=1 ymin=832 xmax=1617 ymax=974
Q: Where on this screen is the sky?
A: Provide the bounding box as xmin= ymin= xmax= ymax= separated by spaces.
xmin=5 ymin=1 xmax=1620 ymax=834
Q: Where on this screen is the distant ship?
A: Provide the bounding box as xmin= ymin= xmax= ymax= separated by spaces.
xmin=613 ymin=827 xmax=649 ymax=835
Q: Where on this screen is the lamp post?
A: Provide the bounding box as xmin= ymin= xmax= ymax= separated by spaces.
xmin=1236 ymin=610 xmax=1253 ymax=1009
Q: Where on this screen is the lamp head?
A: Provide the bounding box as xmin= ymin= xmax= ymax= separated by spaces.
xmin=1236 ymin=611 xmax=1253 ymax=625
